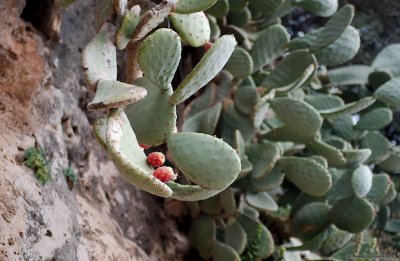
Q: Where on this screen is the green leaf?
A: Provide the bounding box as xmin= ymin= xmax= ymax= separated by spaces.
xmin=269 ymin=97 xmax=323 ymax=140
xmin=189 ymin=215 xmax=215 ymax=259
xmin=170 ymin=35 xmax=236 ymax=104
xmin=305 ymin=94 xmax=344 ymax=111
xmin=247 ymin=142 xmax=280 ymax=179
xmin=245 ymin=192 xmax=278 ymax=211
xmin=223 ymin=219 xmax=247 ymax=254
xmin=87 ymin=80 xmax=147 ymax=110
xmin=314 ymin=26 xmax=360 ymax=66
xmin=328 ymin=65 xmax=373 ymax=86
xmin=106 ymin=109 xmax=172 ymax=197
xmin=279 ymin=157 xmax=332 ymax=197
xmin=319 ymin=97 xmax=376 ymax=119
xmin=115 ymin=5 xmax=140 ymax=50
xmin=82 ymin=23 xmax=116 ymax=88
xmin=355 ymin=107 xmax=393 ymax=130
xmin=351 ymin=165 xmax=373 ymax=197
xmin=167 ymin=132 xmax=241 ymax=190
xmin=372 ymin=44 xmax=400 ymax=77
xmin=138 ymin=28 xmax=181 ymax=88
xmin=309 ymin=4 xmax=354 ymax=52
xmin=294 ymin=0 xmax=338 ymax=17
xmin=361 ymin=131 xmax=391 ymax=164
xmin=126 ymin=78 xmax=176 ymax=146
xmin=175 ymin=0 xmax=218 ymax=14
xmin=250 ymin=24 xmax=290 ymax=72
xmin=169 ymin=12 xmax=210 ymax=47
xmin=330 ymin=197 xmax=375 ymax=233
xmin=373 ymin=77 xmax=400 ymax=110
xmin=292 ymin=202 xmax=331 ymax=240
xmin=366 ymin=174 xmax=391 ymax=203
xmin=225 ymin=47 xmax=254 ymax=79
xmin=212 ymin=240 xmax=241 ymax=261
xmin=207 ymin=0 xmax=230 ymax=18
xmin=262 ymin=50 xmax=316 ymax=92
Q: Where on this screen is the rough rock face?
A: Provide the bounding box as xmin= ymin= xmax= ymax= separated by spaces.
xmin=0 ymin=0 xmax=189 ymax=260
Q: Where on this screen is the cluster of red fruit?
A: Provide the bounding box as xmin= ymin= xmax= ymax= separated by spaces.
xmin=143 ymin=147 xmax=176 ymax=183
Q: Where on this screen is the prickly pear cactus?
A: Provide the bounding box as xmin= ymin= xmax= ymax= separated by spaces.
xmin=83 ymin=0 xmax=400 ymax=259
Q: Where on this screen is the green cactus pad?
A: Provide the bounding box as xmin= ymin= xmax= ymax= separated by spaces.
xmin=234 ymin=86 xmax=260 ymax=115
xmin=269 ymin=97 xmax=323 ymax=140
xmin=330 ymin=197 xmax=375 ymax=233
xmin=189 ymin=215 xmax=215 ymax=259
xmin=250 ymin=25 xmax=289 ymax=72
xmin=167 ymin=132 xmax=241 ymax=190
xmin=342 ymin=149 xmax=371 ymax=166
xmin=115 ymin=5 xmax=141 ymax=50
xmin=292 ymin=202 xmax=331 ymax=240
xmin=328 ymin=65 xmax=373 ymax=86
xmin=106 ymin=109 xmax=172 ymax=197
xmin=247 ymin=142 xmax=280 ymax=179
xmin=199 ymin=196 xmax=222 ymax=215
xmin=245 ymin=192 xmax=278 ymax=211
xmin=234 ymin=130 xmax=253 ymax=177
xmin=225 ymin=47 xmax=254 ymax=79
xmin=207 ymin=0 xmax=230 ymax=18
xmin=167 ymin=182 xmax=220 ymax=201
xmin=229 ymin=0 xmax=248 ymax=12
xmin=332 ymin=116 xmax=355 ymax=141
xmin=138 ymin=28 xmax=181 ymax=89
xmin=378 ymin=148 xmax=400 ymax=173
xmin=262 ymin=50 xmax=316 ymax=92
xmin=169 ymin=12 xmax=211 ymax=47
xmin=174 ymin=0 xmax=218 ymax=14
xmin=308 ymin=140 xmax=346 ymax=167
xmin=228 ymin=7 xmax=251 ymax=27
xmin=351 ymin=165 xmax=373 ymax=198
xmin=82 ymin=23 xmax=117 ymax=88
xmin=355 ymin=107 xmax=392 ymax=130
xmin=373 ymin=78 xmax=400 ymax=110
xmin=305 ymin=94 xmax=344 ymax=111
xmin=315 ymin=26 xmax=360 ymax=66
xmin=170 ymin=35 xmax=236 ymax=104
xmin=237 ymin=214 xmax=275 ymax=259
xmin=320 ymin=227 xmax=352 ymax=256
xmin=132 ymin=0 xmax=174 ymax=41
xmin=93 ymin=116 xmax=108 ymax=149
xmin=309 ymin=4 xmax=354 ymax=52
xmin=294 ymin=0 xmax=338 ymax=17
xmin=372 ymin=44 xmax=400 ymax=77
xmin=220 ymin=188 xmax=236 ymax=215
xmin=279 ymin=157 xmax=332 ymax=197
xmin=220 ymin=102 xmax=256 ymax=145
xmin=361 ymin=131 xmax=391 ymax=164
xmin=324 ymin=136 xmax=352 ymax=150
xmin=327 ymin=170 xmax=354 ymax=201
xmin=366 ymin=174 xmax=391 ymax=203
xmin=207 ymin=14 xmax=221 ymax=40
xmin=183 ymin=85 xmax=215 ymax=119
xmin=252 ymin=94 xmax=271 ymax=128
xmin=378 ymin=181 xmax=397 ymax=205
xmin=182 ymin=102 xmax=222 ymax=135
xmin=368 ymin=70 xmax=392 ymax=89
xmin=249 ymin=166 xmax=285 ymax=191
xmin=223 ymin=219 xmax=247 ymax=254
xmin=87 ymin=80 xmax=147 ymax=110
xmin=212 ymin=240 xmax=241 ymax=261
xmin=126 ymin=77 xmax=176 ymax=146
xmin=319 ymin=97 xmax=376 ymax=119
xmin=95 ymin=0 xmax=115 ymax=28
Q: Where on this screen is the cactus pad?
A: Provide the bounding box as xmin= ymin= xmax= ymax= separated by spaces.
xmin=373 ymin=78 xmax=400 ymax=110
xmin=169 ymin=12 xmax=211 ymax=47
xmin=355 ymin=107 xmax=392 ymax=130
xmin=366 ymin=174 xmax=391 ymax=203
xmin=351 ymin=165 xmax=373 ymax=198
xmin=294 ymin=0 xmax=338 ymax=17
xmin=175 ymin=0 xmax=218 ymax=14
xmin=245 ymin=192 xmax=278 ymax=211
xmin=225 ymin=47 xmax=254 ymax=79
xmin=319 ymin=97 xmax=376 ymax=119
xmin=223 ymin=219 xmax=247 ymax=254
xmin=115 ymin=5 xmax=141 ymax=50
xmin=247 ymin=142 xmax=280 ymax=179
xmin=189 ymin=215 xmax=215 ymax=259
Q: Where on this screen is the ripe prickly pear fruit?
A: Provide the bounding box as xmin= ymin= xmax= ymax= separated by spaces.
xmin=153 ymin=166 xmax=177 ymax=183
xmin=147 ymin=152 xmax=166 ymax=167
xmin=203 ymin=42 xmax=213 ymax=52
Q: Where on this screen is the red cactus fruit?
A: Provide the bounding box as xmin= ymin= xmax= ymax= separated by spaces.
xmin=203 ymin=42 xmax=213 ymax=52
xmin=147 ymin=152 xmax=165 ymax=167
xmin=153 ymin=166 xmax=176 ymax=183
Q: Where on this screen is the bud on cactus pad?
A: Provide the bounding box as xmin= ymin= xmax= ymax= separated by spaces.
xmin=147 ymin=152 xmax=166 ymax=167
xmin=153 ymin=166 xmax=177 ymax=183
xmin=204 ymin=42 xmax=213 ymax=52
